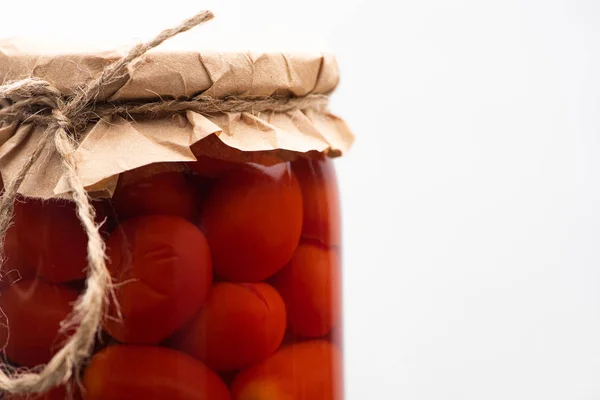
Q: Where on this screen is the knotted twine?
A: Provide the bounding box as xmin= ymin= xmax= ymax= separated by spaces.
xmin=0 ymin=10 xmax=329 ymax=395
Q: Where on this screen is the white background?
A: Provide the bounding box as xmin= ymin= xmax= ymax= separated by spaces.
xmin=2 ymin=1 xmax=600 ymax=399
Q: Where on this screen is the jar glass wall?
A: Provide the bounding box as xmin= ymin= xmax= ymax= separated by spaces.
xmin=1 ymin=154 xmax=344 ymax=400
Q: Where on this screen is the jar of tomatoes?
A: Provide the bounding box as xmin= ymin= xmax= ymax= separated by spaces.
xmin=0 ymin=43 xmax=354 ymax=400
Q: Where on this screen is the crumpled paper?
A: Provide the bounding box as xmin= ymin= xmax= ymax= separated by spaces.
xmin=0 ymin=42 xmax=354 ymax=199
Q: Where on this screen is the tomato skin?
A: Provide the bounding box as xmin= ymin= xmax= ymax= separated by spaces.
xmin=271 ymin=243 xmax=341 ymax=338
xmin=104 ymin=215 xmax=212 ymax=344
xmin=186 ymin=155 xmax=239 ymax=179
xmin=6 ymin=198 xmax=113 ymax=284
xmin=11 ymin=199 xmax=88 ymax=283
xmin=171 ymin=282 xmax=287 ymax=371
xmin=92 ymin=199 xmax=119 ymax=237
xmin=0 ymin=280 xmax=79 ymax=367
xmin=201 ymin=163 xmax=303 ymax=282
xmin=83 ymin=346 xmax=231 ymax=400
xmin=113 ymin=171 xmax=200 ymax=221
xmin=231 ymin=340 xmax=343 ymax=400
xmin=292 ymin=157 xmax=341 ymax=247
xmin=0 ymin=225 xmax=35 ymax=288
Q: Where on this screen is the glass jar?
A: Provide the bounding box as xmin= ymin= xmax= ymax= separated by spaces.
xmin=1 ymin=150 xmax=344 ymax=399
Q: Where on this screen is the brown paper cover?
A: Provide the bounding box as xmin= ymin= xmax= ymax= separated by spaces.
xmin=0 ymin=41 xmax=354 ymax=199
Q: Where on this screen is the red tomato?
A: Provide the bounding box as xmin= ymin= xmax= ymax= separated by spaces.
xmin=6 ymin=383 xmax=82 ymax=400
xmin=92 ymin=198 xmax=118 ymax=236
xmin=13 ymin=199 xmax=89 ymax=283
xmin=271 ymin=243 xmax=341 ymax=338
xmin=83 ymin=346 xmax=231 ymax=400
xmin=201 ymin=163 xmax=303 ymax=281
xmin=231 ymin=340 xmax=343 ymax=400
xmin=0 ymin=225 xmax=35 ymax=288
xmin=292 ymin=157 xmax=341 ymax=247
xmin=171 ymin=282 xmax=287 ymax=371
xmin=0 ymin=280 xmax=79 ymax=367
xmin=113 ymin=170 xmax=200 ymax=221
xmin=104 ymin=216 xmax=212 ymax=344
xmin=2 ymin=198 xmax=112 ymax=285
xmin=186 ymin=155 xmax=239 ymax=179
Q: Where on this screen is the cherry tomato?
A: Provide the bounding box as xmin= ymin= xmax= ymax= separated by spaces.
xmin=92 ymin=198 xmax=118 ymax=236
xmin=171 ymin=282 xmax=287 ymax=371
xmin=104 ymin=215 xmax=212 ymax=344
xmin=0 ymin=225 xmax=35 ymax=288
xmin=113 ymin=170 xmax=200 ymax=221
xmin=12 ymin=199 xmax=90 ymax=283
xmin=0 ymin=280 xmax=79 ymax=367
xmin=83 ymin=345 xmax=231 ymax=400
xmin=231 ymin=340 xmax=343 ymax=400
xmin=271 ymin=243 xmax=341 ymax=338
xmin=201 ymin=163 xmax=302 ymax=281
xmin=292 ymin=157 xmax=341 ymax=247
xmin=1 ymin=197 xmax=112 ymax=285
xmin=186 ymin=155 xmax=239 ymax=179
